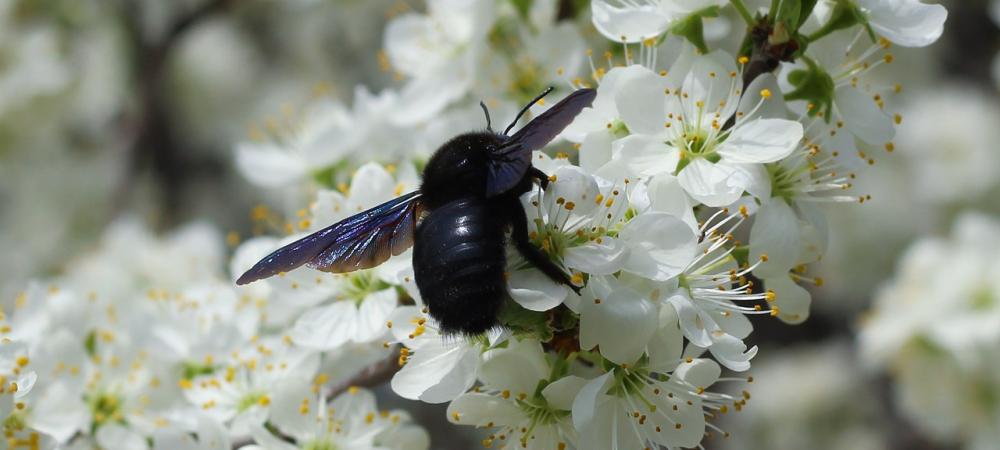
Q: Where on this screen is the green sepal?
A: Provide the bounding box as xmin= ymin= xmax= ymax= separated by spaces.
xmin=669 ymin=6 xmax=721 ymax=54
xmin=796 ymin=0 xmax=820 ymax=29
xmin=771 ymin=0 xmax=801 ymax=39
xmin=84 ymin=329 xmax=97 ymax=356
xmin=806 ymin=0 xmax=872 ymax=43
xmin=731 ymin=245 xmax=750 ymax=267
xmin=784 ymin=55 xmax=835 ymax=120
xmin=509 ymin=0 xmax=533 ymax=20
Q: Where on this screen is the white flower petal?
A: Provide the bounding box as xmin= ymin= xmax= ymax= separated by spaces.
xmin=290 ymin=302 xmax=358 ymax=350
xmin=835 ymin=86 xmax=895 ymax=144
xmin=612 ymin=134 xmax=678 ymax=178
xmin=571 ymin=372 xmax=614 ymax=430
xmin=28 ymin=382 xmax=88 ymax=442
xmin=645 ymin=173 xmax=698 ymax=230
xmin=614 ymin=65 xmax=667 ymax=135
xmin=391 ymin=342 xmax=478 ymax=403
xmin=620 ymin=212 xmax=697 ymax=281
xmin=708 ymin=333 xmax=757 ymax=372
xmin=96 ymin=424 xmax=149 ymax=450
xmin=508 ymin=269 xmax=568 ymax=312
xmin=716 ymin=118 xmax=803 ymax=163
xmin=863 ymin=0 xmax=947 ymax=47
xmin=580 ymin=283 xmax=658 ymax=365
xmin=390 ymin=67 xmax=472 ymax=125
xmin=749 ymin=198 xmax=801 ymax=278
xmin=235 ymin=143 xmax=307 ymax=188
xmin=578 ymin=131 xmax=614 ymax=173
xmin=591 ymin=0 xmax=671 ymax=43
xmin=767 ymin=275 xmax=812 ymax=324
xmin=674 ymin=358 xmax=721 ymax=388
xmin=737 ymin=73 xmax=789 ymax=120
xmin=545 ymin=166 xmax=601 ymax=217
xmin=348 ymin=162 xmax=396 ymax=209
xmin=541 ymin=375 xmax=589 ymax=411
xmin=480 ymin=339 xmax=548 ymax=394
xmin=563 ymin=237 xmax=628 ymax=275
xmin=354 ymin=288 xmax=399 ymax=343
xmin=644 ymin=383 xmax=705 ymax=447
xmin=677 ymin=158 xmax=747 ymax=207
xmin=796 ymin=202 xmax=829 ymax=264
xmin=648 ymin=304 xmax=684 ymax=372
xmin=447 ymin=393 xmax=523 ymax=427
xmin=667 ymin=294 xmax=713 ymax=348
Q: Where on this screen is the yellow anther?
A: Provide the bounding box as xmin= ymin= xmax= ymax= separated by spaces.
xmin=760 ymin=89 xmax=772 ymax=99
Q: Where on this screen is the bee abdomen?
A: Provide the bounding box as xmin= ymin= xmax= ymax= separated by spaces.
xmin=413 ymin=197 xmax=507 ymax=336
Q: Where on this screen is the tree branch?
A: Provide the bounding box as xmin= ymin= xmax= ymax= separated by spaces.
xmin=110 ymin=0 xmax=238 ymax=224
xmin=327 ymin=346 xmax=403 ymax=401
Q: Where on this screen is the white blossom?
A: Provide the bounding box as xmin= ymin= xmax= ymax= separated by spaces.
xmin=242 ymin=387 xmax=429 ymax=450
xmin=590 ymin=0 xmax=727 ymax=43
xmin=856 ymin=0 xmax=948 ymax=48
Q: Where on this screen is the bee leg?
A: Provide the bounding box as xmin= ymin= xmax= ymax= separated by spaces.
xmin=529 ymin=167 xmax=550 ymax=190
xmin=507 ymin=198 xmax=583 ymax=295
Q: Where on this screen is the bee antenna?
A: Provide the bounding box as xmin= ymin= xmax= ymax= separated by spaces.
xmin=504 ymin=86 xmax=554 ymax=136
xmin=479 ymin=100 xmax=493 ymax=132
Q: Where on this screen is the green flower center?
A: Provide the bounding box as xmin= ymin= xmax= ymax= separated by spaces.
xmin=181 ymin=361 xmax=216 ymax=380
xmin=343 ymin=269 xmax=392 ymax=305
xmin=970 ymin=286 xmax=995 ymax=311
xmin=236 ymin=391 xmax=270 ymax=412
xmin=3 ymin=411 xmax=26 ymax=433
xmin=303 ymin=440 xmax=339 ymax=450
xmin=86 ymin=391 xmax=126 ymax=430
xmin=674 ymin=129 xmax=722 ymax=173
xmin=767 ymin=162 xmax=805 ymax=201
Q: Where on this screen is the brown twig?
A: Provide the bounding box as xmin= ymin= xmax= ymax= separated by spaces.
xmin=326 ymin=345 xmax=403 ymax=400
xmin=110 ymin=0 xmax=238 ymax=224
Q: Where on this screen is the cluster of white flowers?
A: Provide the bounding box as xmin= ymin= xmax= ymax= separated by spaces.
xmin=5 ymin=0 xmax=949 ymax=449
xmin=1 ymin=218 xmax=429 ymax=450
xmin=859 ymin=212 xmax=1000 ymax=450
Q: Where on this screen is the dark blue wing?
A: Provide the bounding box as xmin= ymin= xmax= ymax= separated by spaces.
xmin=486 ymin=88 xmax=597 ymax=197
xmin=236 ymin=191 xmax=424 ymax=285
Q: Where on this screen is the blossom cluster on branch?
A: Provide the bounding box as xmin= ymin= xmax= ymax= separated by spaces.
xmin=1 ymin=0 xmax=948 ymax=449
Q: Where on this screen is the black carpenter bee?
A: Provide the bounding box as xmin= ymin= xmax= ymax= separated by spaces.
xmin=237 ymin=87 xmax=596 ymax=335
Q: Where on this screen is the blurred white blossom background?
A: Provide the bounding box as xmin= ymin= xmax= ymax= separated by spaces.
xmin=0 ymin=0 xmax=995 ymax=449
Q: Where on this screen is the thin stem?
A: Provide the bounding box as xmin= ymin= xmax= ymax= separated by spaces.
xmin=729 ymin=0 xmax=756 ymax=26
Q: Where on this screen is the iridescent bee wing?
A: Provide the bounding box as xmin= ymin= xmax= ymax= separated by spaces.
xmin=236 ymin=191 xmax=424 ymax=285
xmin=486 ymin=88 xmax=597 ymax=197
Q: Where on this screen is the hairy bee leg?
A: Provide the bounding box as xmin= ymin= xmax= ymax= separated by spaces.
xmin=529 ymin=167 xmax=550 ymax=189
xmin=506 ymin=198 xmax=583 ymax=295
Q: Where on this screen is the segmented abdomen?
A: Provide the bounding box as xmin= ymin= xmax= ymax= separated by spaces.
xmin=413 ymin=197 xmax=507 ymax=335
